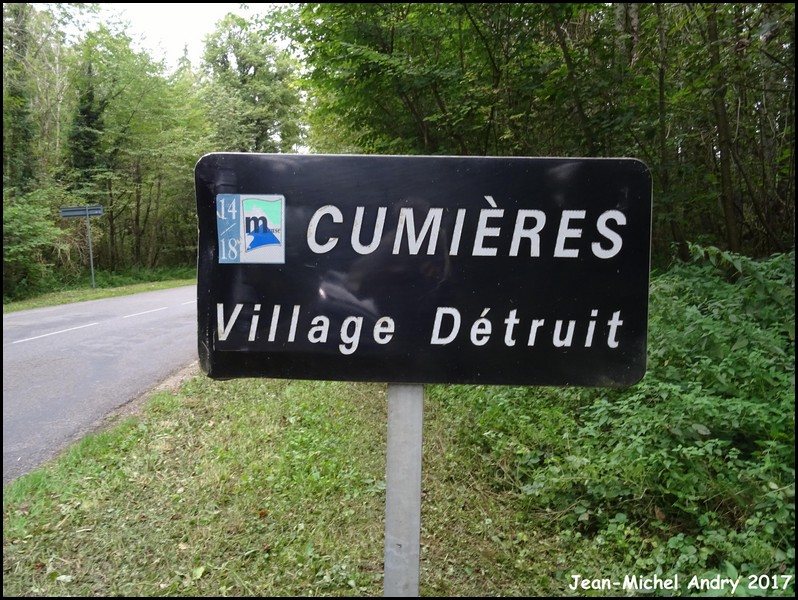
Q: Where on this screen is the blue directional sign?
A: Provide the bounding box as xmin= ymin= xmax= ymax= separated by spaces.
xmin=59 ymin=205 xmax=104 ymax=218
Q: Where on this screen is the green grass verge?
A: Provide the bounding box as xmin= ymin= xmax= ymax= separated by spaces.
xmin=3 ymin=278 xmax=196 ymax=313
xmin=2 ymin=377 xmax=571 ymax=597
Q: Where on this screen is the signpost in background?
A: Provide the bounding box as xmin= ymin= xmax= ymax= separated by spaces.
xmin=60 ymin=205 xmax=104 ymax=289
xmin=195 ymin=153 xmax=653 ymax=596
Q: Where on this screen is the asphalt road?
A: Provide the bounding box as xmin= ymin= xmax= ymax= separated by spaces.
xmin=2 ymin=285 xmax=198 ymax=485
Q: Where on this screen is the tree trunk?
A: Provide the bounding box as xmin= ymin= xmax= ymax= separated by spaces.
xmin=133 ymin=158 xmax=142 ymax=266
xmin=656 ymin=4 xmax=689 ymax=261
xmin=548 ymin=5 xmax=597 ymax=155
xmin=706 ymin=5 xmax=741 ymax=253
xmin=147 ymin=170 xmax=162 ymax=268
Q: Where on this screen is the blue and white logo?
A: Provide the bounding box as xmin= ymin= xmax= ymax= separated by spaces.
xmin=216 ymin=194 xmax=285 ymax=264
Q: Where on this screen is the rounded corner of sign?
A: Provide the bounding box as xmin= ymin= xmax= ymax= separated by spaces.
xmin=194 ymin=152 xmax=228 ymax=176
xmin=622 ymin=367 xmax=648 ymax=388
xmin=194 ymin=153 xmax=213 ymax=170
xmin=626 ymin=157 xmax=654 ymax=179
xmin=201 ymin=362 xmax=228 ymax=381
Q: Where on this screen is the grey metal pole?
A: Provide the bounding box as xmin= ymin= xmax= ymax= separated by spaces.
xmin=384 ymin=383 xmax=424 ymax=597
xmin=85 ymin=207 xmax=96 ymax=289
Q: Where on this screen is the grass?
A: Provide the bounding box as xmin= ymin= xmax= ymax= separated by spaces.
xmin=2 ymin=377 xmax=572 ymax=597
xmin=3 ymin=278 xmax=196 ymax=313
xmin=3 ymin=265 xmax=197 ymax=313
xmin=2 ymin=270 xmax=569 ymax=595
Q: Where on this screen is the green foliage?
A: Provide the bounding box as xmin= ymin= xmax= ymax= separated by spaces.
xmin=60 ymin=24 xmax=213 ymax=270
xmin=2 ymin=3 xmax=36 ymax=192
xmin=285 ymin=3 xmax=795 ymax=259
xmin=79 ymin=265 xmax=196 ymax=289
xmin=3 ymin=271 xmax=195 ymax=313
xmin=202 ymin=13 xmax=303 ymax=153
xmin=3 ymin=264 xmax=196 ymax=306
xmin=67 ymin=59 xmax=105 ymax=178
xmin=2 ymin=187 xmax=68 ymax=298
xmin=432 ymin=249 xmax=795 ymax=586
xmin=5 ymin=3 xmax=793 ymax=271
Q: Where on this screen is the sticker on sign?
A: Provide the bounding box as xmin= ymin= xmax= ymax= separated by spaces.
xmin=216 ymin=194 xmax=285 ymax=264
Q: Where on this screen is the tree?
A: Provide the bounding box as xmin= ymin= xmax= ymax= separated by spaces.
xmin=3 ymin=3 xmax=76 ymax=297
xmin=67 ymin=60 xmax=106 ymax=181
xmin=280 ymin=2 xmax=794 ymax=260
xmin=202 ymin=13 xmax=303 ymax=153
xmin=48 ymin=23 xmax=209 ymax=271
xmin=3 ymin=3 xmax=36 ymax=193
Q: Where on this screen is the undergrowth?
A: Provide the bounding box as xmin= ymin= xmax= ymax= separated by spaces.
xmin=430 ymin=247 xmax=795 ymax=592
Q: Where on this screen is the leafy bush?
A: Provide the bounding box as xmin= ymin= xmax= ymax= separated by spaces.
xmin=2 ymin=187 xmax=67 ymax=299
xmin=431 ymin=248 xmax=795 ymax=585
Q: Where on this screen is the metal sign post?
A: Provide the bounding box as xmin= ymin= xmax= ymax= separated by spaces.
xmin=60 ymin=205 xmax=104 ymax=289
xmin=384 ymin=383 xmax=424 ymax=597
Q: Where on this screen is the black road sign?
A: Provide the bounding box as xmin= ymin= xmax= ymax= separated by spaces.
xmin=195 ymin=153 xmax=652 ymax=386
xmin=60 ymin=205 xmax=104 ymax=218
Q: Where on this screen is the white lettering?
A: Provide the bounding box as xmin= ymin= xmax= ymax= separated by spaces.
xmin=217 ymin=303 xmax=243 ymax=341
xmin=352 ymin=206 xmax=386 ymax=254
xmin=393 ymin=207 xmax=444 ymax=255
xmin=339 ymin=316 xmax=364 ymax=355
xmin=470 ymin=308 xmax=492 ymax=346
xmin=216 ymin=304 xmax=629 ymax=355
xmin=592 ymin=210 xmax=626 ymax=258
xmin=308 ymin=316 xmax=330 ymax=343
xmin=268 ymin=305 xmax=281 ymax=342
xmin=503 ymin=309 xmax=520 ymax=346
xmin=607 ymin=311 xmax=623 ymax=348
xmin=568 ymin=575 xmax=612 ymax=590
xmin=307 ymin=205 xmax=343 ymax=253
xmin=554 ymin=210 xmax=585 ymax=258
xmin=288 ymin=305 xmax=300 ymax=342
xmin=527 ymin=319 xmax=545 ymax=346
xmin=584 ymin=309 xmax=598 ymax=347
xmin=449 ymin=208 xmax=466 ymax=255
xmin=248 ymin=304 xmax=261 ymax=341
xmin=431 ymin=307 xmax=461 ymax=345
xmin=553 ymin=320 xmax=576 ymax=347
xmin=473 ymin=208 xmax=504 ymax=256
xmin=510 ymin=210 xmax=546 ymax=257
xmin=304 ymin=202 xmax=629 ymax=260
xmin=687 ymin=575 xmax=737 ymax=593
xmin=373 ymin=316 xmax=395 ymax=344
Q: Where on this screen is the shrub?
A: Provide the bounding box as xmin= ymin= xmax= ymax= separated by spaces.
xmin=432 ymin=248 xmax=795 ymax=582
